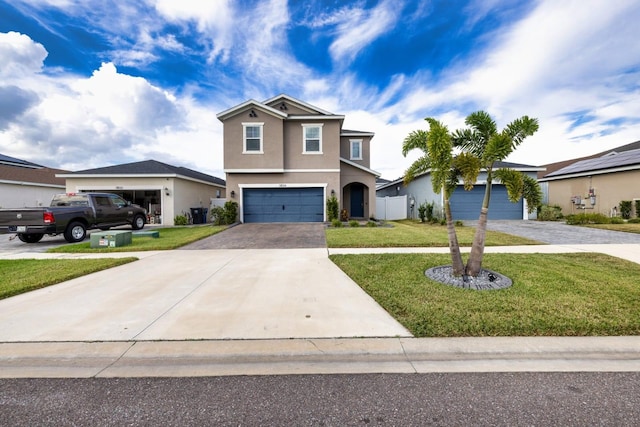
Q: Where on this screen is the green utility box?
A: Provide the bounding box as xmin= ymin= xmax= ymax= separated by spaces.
xmin=90 ymin=230 xmax=132 ymax=248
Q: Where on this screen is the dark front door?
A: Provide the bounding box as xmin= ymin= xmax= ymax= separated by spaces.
xmin=350 ymin=184 xmax=364 ymax=218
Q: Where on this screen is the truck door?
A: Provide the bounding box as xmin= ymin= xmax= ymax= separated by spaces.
xmin=93 ymin=195 xmax=114 ymax=224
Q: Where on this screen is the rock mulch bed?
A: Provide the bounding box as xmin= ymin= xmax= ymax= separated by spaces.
xmin=425 ymin=265 xmax=513 ymax=290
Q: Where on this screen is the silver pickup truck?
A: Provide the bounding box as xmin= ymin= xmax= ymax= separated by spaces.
xmin=0 ymin=192 xmax=147 ymax=243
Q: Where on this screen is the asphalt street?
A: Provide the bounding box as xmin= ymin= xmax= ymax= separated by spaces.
xmin=2 ymin=372 xmax=640 ymax=426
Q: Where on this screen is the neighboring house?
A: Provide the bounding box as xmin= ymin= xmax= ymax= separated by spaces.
xmin=57 ymin=160 xmax=226 ymax=225
xmin=0 ymin=153 xmax=68 ymax=208
xmin=217 ymin=94 xmax=379 ymax=223
xmin=539 ymin=143 xmax=640 ymax=217
xmin=377 ymin=161 xmax=544 ymax=220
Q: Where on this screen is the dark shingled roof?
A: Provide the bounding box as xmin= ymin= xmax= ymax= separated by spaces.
xmin=69 ymin=160 xmax=225 ymax=186
xmin=0 ymin=164 xmax=68 ymax=186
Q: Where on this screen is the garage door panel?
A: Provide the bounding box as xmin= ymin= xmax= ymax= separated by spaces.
xmin=450 ymin=185 xmax=522 ymax=220
xmin=243 ymin=188 xmax=324 ymax=223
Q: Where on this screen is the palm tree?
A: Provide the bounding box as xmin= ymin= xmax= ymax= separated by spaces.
xmin=452 ymin=111 xmax=541 ymax=276
xmin=402 ymin=118 xmax=465 ymax=276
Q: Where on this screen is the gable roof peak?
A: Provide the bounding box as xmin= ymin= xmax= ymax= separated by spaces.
xmin=262 ymin=94 xmax=335 ymax=116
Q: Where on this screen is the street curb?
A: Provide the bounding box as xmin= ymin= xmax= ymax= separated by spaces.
xmin=1 ymin=337 xmax=639 ymax=378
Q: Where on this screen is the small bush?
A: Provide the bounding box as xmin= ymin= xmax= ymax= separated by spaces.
xmin=455 ymin=220 xmax=464 ymax=227
xmin=418 ymin=201 xmax=435 ymax=223
xmin=331 ymin=219 xmax=343 ymax=228
xmin=628 ymin=218 xmax=640 ymax=224
xmin=211 ymin=201 xmax=238 ymax=225
xmin=326 ymin=196 xmax=339 ymax=222
xmin=349 ymin=220 xmax=360 ymax=227
xmin=620 ymin=200 xmax=632 ymax=219
xmin=609 ymin=216 xmax=625 ymax=224
xmin=174 ymin=214 xmax=188 ymax=226
xmin=537 ymin=204 xmax=563 ymax=221
xmin=565 ymin=213 xmax=610 ymax=225
xmin=340 ymin=209 xmax=349 ymax=222
xmin=635 ymin=200 xmax=640 ymax=218
xmin=366 ymin=220 xmax=377 ymax=227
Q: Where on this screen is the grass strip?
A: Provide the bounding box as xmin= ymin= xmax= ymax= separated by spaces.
xmin=330 ymin=252 xmax=640 ymax=337
xmin=48 ymin=225 xmax=227 ymax=253
xmin=326 ymin=220 xmax=541 ymax=248
xmin=0 ymin=258 xmax=137 ymax=299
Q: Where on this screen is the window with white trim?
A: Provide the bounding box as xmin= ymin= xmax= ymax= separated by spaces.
xmin=243 ymin=122 xmax=263 ymax=153
xmin=302 ymin=124 xmax=323 ymax=154
xmin=350 ymin=139 xmax=362 ymax=160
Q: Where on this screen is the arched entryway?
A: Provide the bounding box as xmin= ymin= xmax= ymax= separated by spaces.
xmin=342 ymin=182 xmax=369 ymax=219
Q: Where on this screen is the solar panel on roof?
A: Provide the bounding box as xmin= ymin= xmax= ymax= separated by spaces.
xmin=546 ymin=148 xmax=640 ymax=177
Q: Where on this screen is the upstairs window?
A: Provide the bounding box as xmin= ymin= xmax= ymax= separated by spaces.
xmin=302 ymin=124 xmax=323 ymax=154
xmin=243 ymin=123 xmax=263 ymax=153
xmin=350 ymin=139 xmax=363 ymax=160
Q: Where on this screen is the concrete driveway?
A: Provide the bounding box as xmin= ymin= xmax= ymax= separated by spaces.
xmin=0 ymin=247 xmax=410 ymax=341
xmin=467 ymin=220 xmax=640 ymax=244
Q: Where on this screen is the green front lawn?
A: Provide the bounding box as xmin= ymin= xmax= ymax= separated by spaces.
xmin=0 ymin=258 xmax=137 ymax=299
xmin=48 ymin=225 xmax=227 ymax=253
xmin=330 ymin=252 xmax=640 ymax=337
xmin=326 ymin=220 xmax=542 ymax=248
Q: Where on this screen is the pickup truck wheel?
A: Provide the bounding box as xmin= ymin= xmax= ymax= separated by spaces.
xmin=64 ymin=222 xmax=87 ymax=243
xmin=17 ymin=233 xmax=44 ymax=243
xmin=131 ymin=214 xmax=146 ymax=230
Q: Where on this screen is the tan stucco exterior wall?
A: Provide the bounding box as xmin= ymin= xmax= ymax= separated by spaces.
xmin=340 ymin=135 xmax=372 ymax=167
xmin=223 ymin=111 xmax=285 ymax=171
xmin=340 ymin=162 xmax=377 ymax=219
xmin=283 ymin=120 xmax=341 ymax=170
xmin=546 ymin=169 xmax=640 ymax=216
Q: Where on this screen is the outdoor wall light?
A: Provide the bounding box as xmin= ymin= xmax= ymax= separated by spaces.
xmin=230 ymin=190 xmax=236 ymax=198
xmin=331 ymin=189 xmax=335 ymax=197
xmin=164 ymin=187 xmax=170 ymax=196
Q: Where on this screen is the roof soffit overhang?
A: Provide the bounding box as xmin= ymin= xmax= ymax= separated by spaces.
xmin=216 ymin=100 xmax=287 ymax=121
xmin=340 ymin=157 xmax=381 ymax=177
xmin=263 ymin=94 xmax=335 ymax=115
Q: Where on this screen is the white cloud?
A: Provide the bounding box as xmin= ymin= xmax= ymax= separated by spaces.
xmin=328 ymin=0 xmax=400 ymax=63
xmin=0 ymin=31 xmax=48 ymax=79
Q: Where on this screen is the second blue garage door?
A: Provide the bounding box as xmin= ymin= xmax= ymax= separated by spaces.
xmin=243 ymin=187 xmax=324 ymax=223
xmin=450 ymin=185 xmax=523 ymax=220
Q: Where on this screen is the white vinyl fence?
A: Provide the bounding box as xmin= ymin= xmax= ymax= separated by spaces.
xmin=376 ymin=195 xmax=407 ymax=220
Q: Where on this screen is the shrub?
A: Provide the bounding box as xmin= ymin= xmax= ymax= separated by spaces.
xmin=565 ymin=213 xmax=610 ymax=225
xmin=628 ymin=218 xmax=640 ymax=224
xmin=349 ymin=220 xmax=360 ymax=227
xmin=174 ymin=214 xmax=188 ymax=226
xmin=537 ymin=204 xmax=563 ymax=221
xmin=455 ymin=220 xmax=464 ymax=227
xmin=620 ymin=200 xmax=632 ymax=219
xmin=211 ymin=201 xmax=238 ymax=225
xmin=331 ymin=219 xmax=343 ymax=227
xmin=366 ymin=220 xmax=377 ymax=227
xmin=417 ymin=201 xmax=434 ymax=223
xmin=635 ymin=200 xmax=640 ymax=218
xmin=609 ymin=216 xmax=625 ymax=224
xmin=340 ymin=209 xmax=349 ymax=222
xmin=326 ymin=196 xmax=339 ymax=222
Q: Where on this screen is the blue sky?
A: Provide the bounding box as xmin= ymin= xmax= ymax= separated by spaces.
xmin=1 ymin=0 xmax=639 ymax=179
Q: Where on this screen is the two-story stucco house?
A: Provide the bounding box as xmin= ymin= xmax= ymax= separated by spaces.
xmin=217 ymin=95 xmax=379 ymax=223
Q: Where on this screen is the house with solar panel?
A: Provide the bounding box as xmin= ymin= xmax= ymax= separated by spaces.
xmin=538 ymin=141 xmax=640 ymax=217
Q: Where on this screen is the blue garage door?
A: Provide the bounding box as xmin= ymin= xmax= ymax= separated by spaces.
xmin=450 ymin=185 xmax=522 ymax=220
xmin=243 ymin=188 xmax=324 ymax=223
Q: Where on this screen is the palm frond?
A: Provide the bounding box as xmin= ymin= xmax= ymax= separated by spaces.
xmin=453 ymin=152 xmax=481 ymax=190
xmin=483 ymin=132 xmax=514 ymax=164
xmin=494 ymin=168 xmax=523 ymax=203
xmin=505 ymin=116 xmax=539 ymax=148
xmin=403 ymin=155 xmax=431 ymax=185
xmin=402 ymin=129 xmax=428 ymax=157
xmin=522 ymin=174 xmax=543 ymax=213
xmin=465 ymin=111 xmax=496 ymax=142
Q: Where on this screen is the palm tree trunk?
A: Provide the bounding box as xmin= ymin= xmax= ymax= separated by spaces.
xmin=466 ymin=206 xmax=488 ymax=276
xmin=466 ymin=174 xmax=492 ymax=277
xmin=444 ymin=197 xmax=465 ymax=276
